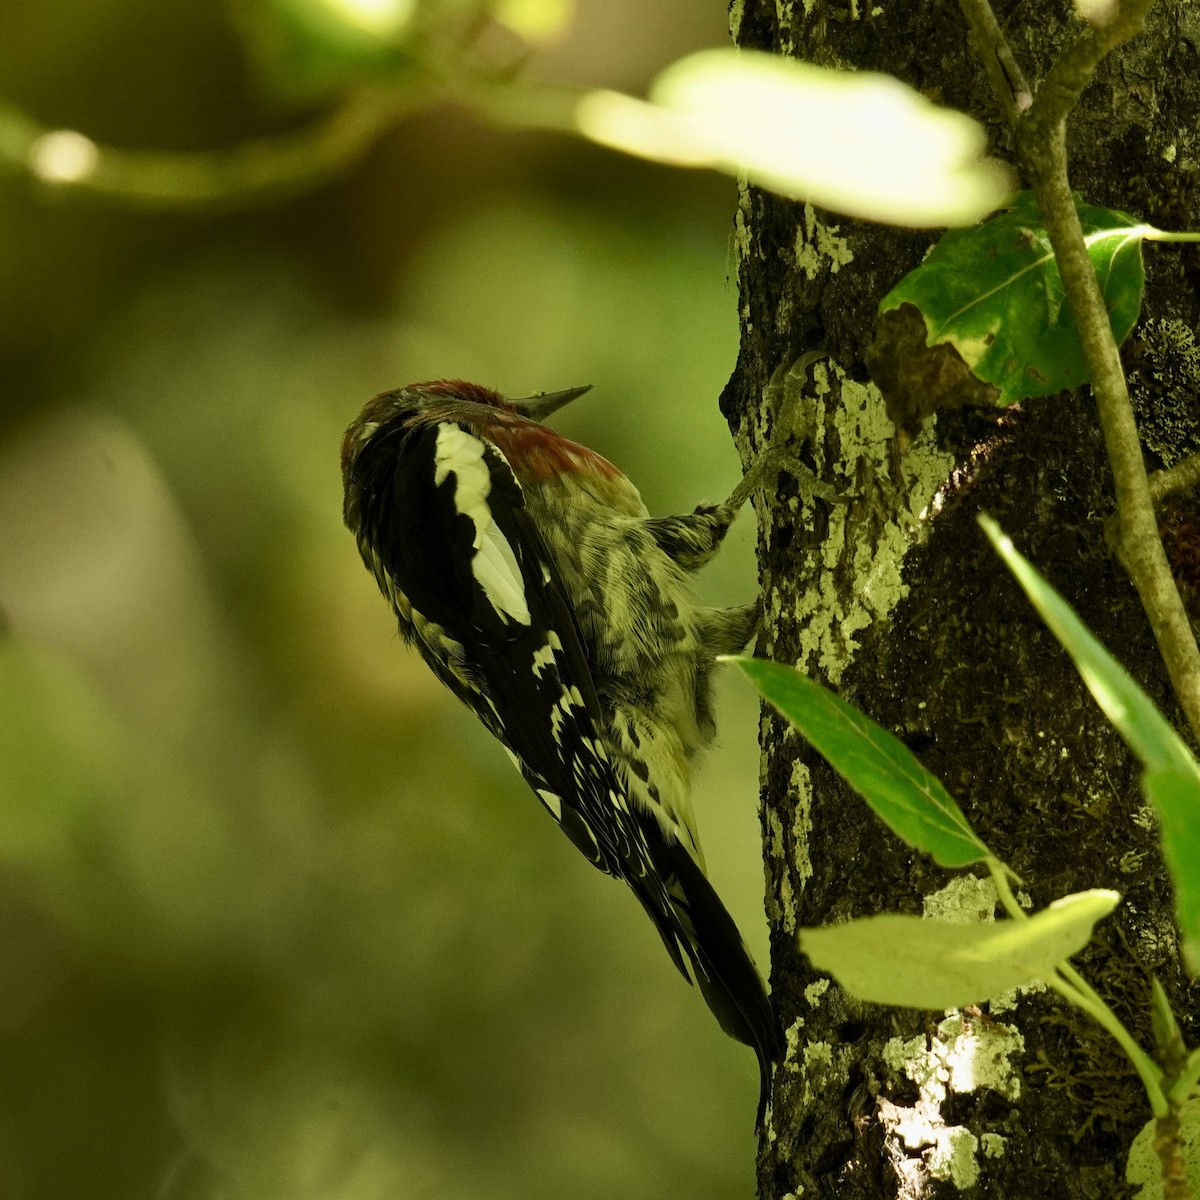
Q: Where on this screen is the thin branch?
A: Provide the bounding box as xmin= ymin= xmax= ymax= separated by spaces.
xmin=0 ymin=68 xmax=586 ymax=212
xmin=1024 ymin=126 xmax=1200 ymax=741
xmin=0 ymin=86 xmax=423 ymax=211
xmin=1026 ymin=0 xmax=1157 ymax=136
xmin=1150 ymin=451 xmax=1200 ymax=507
xmin=959 ymin=0 xmax=1200 ymax=744
xmin=956 ymin=0 xmax=1032 ymax=120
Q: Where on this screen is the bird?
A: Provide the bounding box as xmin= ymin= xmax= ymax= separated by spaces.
xmin=341 ymin=378 xmax=783 ymax=1121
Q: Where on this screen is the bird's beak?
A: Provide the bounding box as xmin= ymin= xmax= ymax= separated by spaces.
xmin=508 ymin=384 xmax=593 ymax=421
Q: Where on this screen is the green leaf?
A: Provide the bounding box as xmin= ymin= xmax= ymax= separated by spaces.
xmin=1143 ymin=771 xmax=1200 ymax=973
xmin=1149 ymin=975 xmax=1182 ymax=1055
xmin=981 ymin=516 xmax=1200 ymax=782
xmin=801 ymin=889 xmax=1119 ymax=1008
xmin=872 ymin=190 xmax=1147 ymax=414
xmin=728 ymin=656 xmax=995 ymax=868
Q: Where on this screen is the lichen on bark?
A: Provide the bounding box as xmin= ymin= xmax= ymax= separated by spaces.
xmin=725 ymin=1 xmax=1200 ymax=1196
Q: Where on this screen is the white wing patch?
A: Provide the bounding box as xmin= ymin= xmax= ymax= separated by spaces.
xmin=433 ymin=422 xmax=531 ymax=626
xmin=531 ymin=631 xmax=563 ymax=678
xmin=537 ymin=789 xmax=563 ymax=821
xmin=353 ymin=420 xmax=379 ymax=445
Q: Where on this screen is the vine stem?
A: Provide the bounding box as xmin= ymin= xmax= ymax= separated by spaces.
xmin=1051 ymin=964 xmax=1168 ymax=1117
xmin=987 ymin=861 xmax=1169 ymax=1115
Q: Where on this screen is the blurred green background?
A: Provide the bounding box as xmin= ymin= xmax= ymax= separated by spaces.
xmin=0 ymin=2 xmax=770 ymax=1196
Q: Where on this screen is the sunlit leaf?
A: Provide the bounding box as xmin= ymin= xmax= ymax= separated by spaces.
xmin=1143 ymin=771 xmax=1200 ymax=973
xmin=870 ymin=191 xmax=1147 ymax=423
xmin=981 ymin=516 xmax=1200 ymax=782
xmin=728 ymin=657 xmax=997 ymax=868
xmin=576 ymin=50 xmax=1015 ymax=227
xmin=801 ymin=890 xmax=1119 ymax=1007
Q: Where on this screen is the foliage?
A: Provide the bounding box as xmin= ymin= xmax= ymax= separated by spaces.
xmin=2 ymin=0 xmax=1199 ymax=1195
xmin=732 ymin=516 xmax=1200 ymax=1183
xmin=799 ymin=892 xmax=1119 ymax=1008
xmin=732 ymin=658 xmax=996 ymax=869
xmin=867 ymin=191 xmax=1148 ymax=428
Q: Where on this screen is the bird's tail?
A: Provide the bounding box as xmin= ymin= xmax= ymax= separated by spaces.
xmin=635 ymin=831 xmax=783 ymax=1127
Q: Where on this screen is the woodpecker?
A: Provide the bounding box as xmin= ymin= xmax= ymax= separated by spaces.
xmin=341 ymin=379 xmax=783 ymax=1120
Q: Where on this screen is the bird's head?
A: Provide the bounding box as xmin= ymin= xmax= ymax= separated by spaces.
xmin=341 ymin=379 xmax=593 ymax=479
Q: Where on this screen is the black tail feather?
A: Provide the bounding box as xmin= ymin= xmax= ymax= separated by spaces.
xmin=636 ymin=830 xmax=782 ymax=1127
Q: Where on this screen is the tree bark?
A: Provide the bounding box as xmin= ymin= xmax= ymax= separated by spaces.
xmin=724 ymin=1 xmax=1200 ymax=1196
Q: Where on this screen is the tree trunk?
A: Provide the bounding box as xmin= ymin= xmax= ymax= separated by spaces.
xmin=725 ymin=1 xmax=1200 ymax=1196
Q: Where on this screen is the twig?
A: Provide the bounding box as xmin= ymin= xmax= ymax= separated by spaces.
xmin=956 ymin=0 xmax=1031 ymax=120
xmin=1025 ymin=0 xmax=1157 ymax=136
xmin=1024 ymin=125 xmax=1200 ymax=742
xmin=1149 ymin=452 xmax=1200 ymax=506
xmin=0 ymin=67 xmax=585 ymax=212
xmin=959 ymin=0 xmax=1200 ymax=745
